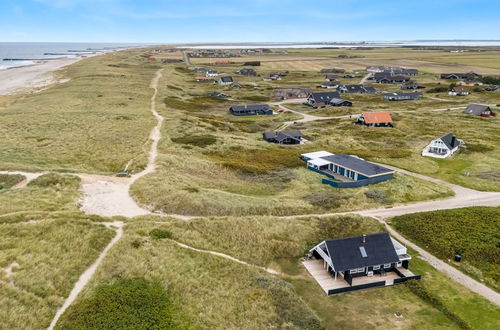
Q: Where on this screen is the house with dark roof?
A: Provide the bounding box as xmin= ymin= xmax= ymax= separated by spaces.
xmin=235 ymin=68 xmax=257 ymax=76
xmin=306 ymin=91 xmax=341 ymax=108
xmin=273 ymin=88 xmax=312 ymax=100
xmin=449 ymin=86 xmax=469 ymax=96
xmin=325 ymin=73 xmax=339 ymax=81
xmin=263 ymin=130 xmax=303 ymax=144
xmin=304 ymin=232 xmax=418 ymax=295
xmin=374 ymin=73 xmax=410 ymax=84
xmin=208 ymin=91 xmax=230 ymax=99
xmin=383 ymin=92 xmax=422 ymax=101
xmin=440 ymin=72 xmax=482 ymax=80
xmin=218 ymin=76 xmax=234 ymax=85
xmin=357 ymin=112 xmax=393 ymax=127
xmin=229 ymin=104 xmax=273 ymax=116
xmin=464 ymin=104 xmax=495 ymax=117
xmin=338 ymin=84 xmax=376 ymax=94
xmin=401 ymin=82 xmax=425 ymax=90
xmin=422 ymin=133 xmax=463 ymax=158
xmin=301 ymin=151 xmax=395 ymax=188
xmin=329 ymin=98 xmax=352 ymax=107
xmin=485 ymin=86 xmax=500 ymax=92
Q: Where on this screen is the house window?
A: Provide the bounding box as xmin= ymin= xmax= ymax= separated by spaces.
xmin=350 ymin=269 xmax=357 ymax=274
xmin=373 ymin=265 xmax=380 ymax=270
xmin=383 ymin=263 xmax=391 ymax=268
xmin=357 ymin=267 xmax=365 ymax=273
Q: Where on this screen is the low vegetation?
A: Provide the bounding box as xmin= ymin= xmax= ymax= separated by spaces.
xmin=391 ymin=207 xmax=500 ymax=291
xmin=57 ymin=277 xmax=188 ymax=329
xmin=0 ymin=174 xmax=25 ymax=191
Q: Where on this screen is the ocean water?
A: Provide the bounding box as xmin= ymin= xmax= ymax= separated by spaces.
xmin=183 ymin=40 xmax=500 ymax=49
xmin=0 ymin=42 xmax=146 ymax=70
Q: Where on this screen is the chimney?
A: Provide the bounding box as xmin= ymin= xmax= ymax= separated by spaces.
xmin=362 ymin=234 xmax=366 ymax=243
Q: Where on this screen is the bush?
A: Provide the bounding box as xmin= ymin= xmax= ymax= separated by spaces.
xmin=171 ymin=134 xmax=217 ymax=148
xmin=479 ymin=76 xmax=500 ymax=85
xmin=252 ymin=276 xmax=323 ymax=330
xmin=302 ymin=192 xmax=351 ymax=209
xmin=56 ymin=278 xmax=187 ymax=329
xmin=28 ymin=173 xmax=80 ymax=189
xmin=149 ymin=229 xmax=172 ymax=240
xmin=427 ymin=87 xmax=448 ymax=93
xmin=364 ymin=189 xmax=394 ymax=204
xmin=0 ymin=174 xmax=25 ymax=190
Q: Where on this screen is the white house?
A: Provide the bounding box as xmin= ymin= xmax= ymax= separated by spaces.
xmin=422 ymin=133 xmax=463 ymax=158
xmin=205 ymin=70 xmax=218 ymax=77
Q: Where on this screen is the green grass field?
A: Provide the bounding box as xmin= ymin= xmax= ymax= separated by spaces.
xmin=391 ymin=207 xmax=500 ymax=291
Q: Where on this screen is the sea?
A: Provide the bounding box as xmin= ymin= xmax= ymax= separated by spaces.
xmin=0 ymin=42 xmax=147 ymax=70
xmin=182 ymin=40 xmax=500 ymax=49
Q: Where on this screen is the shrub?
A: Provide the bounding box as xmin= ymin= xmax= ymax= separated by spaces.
xmin=0 ymin=174 xmax=25 ymax=190
xmin=149 ymin=229 xmax=172 ymax=240
xmin=427 ymin=87 xmax=448 ymax=93
xmin=302 ymin=192 xmax=351 ymax=209
xmin=28 ymin=173 xmax=80 ymax=189
xmin=251 ymin=276 xmax=323 ymax=330
xmin=171 ymin=134 xmax=217 ymax=148
xmin=364 ymin=189 xmax=394 ymax=204
xmin=479 ymin=76 xmax=500 ymax=85
xmin=56 ymin=278 xmax=187 ymax=329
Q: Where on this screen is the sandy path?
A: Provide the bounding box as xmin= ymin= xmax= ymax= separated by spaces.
xmin=382 ymin=220 xmax=500 ymax=306
xmin=359 ymin=72 xmax=372 ymax=84
xmin=173 ymin=240 xmax=280 ymax=275
xmin=79 ymin=69 xmax=164 ymax=218
xmin=48 ymin=221 xmax=124 ymax=330
xmin=0 ymin=58 xmax=82 ymax=95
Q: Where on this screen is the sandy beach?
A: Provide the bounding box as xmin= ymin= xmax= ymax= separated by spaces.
xmin=0 ymin=57 xmax=85 ymax=95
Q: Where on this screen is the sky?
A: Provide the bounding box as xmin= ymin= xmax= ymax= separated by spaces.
xmin=1 ymin=0 xmax=499 ymax=43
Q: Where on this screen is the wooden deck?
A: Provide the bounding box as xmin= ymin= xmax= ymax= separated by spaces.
xmin=303 ymin=259 xmax=412 ymax=294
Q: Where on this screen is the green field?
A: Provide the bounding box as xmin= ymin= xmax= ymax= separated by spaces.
xmin=391 ymin=207 xmax=500 ymax=291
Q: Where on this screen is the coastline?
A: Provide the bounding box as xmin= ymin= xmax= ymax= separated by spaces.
xmin=0 ymin=56 xmax=90 ymax=95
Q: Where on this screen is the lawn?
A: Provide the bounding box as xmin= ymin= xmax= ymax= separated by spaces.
xmin=391 ymin=207 xmax=500 ymax=291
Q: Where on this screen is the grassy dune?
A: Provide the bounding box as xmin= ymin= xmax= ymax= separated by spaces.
xmin=130 ymin=65 xmax=453 ymax=216
xmin=62 ymin=214 xmax=499 ymax=329
xmin=0 ymin=214 xmax=115 ymax=329
xmin=0 ymin=50 xmax=160 ymax=174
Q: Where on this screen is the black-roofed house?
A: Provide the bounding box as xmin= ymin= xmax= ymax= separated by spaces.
xmin=320 ymin=82 xmax=339 ymax=89
xmin=374 ymin=73 xmax=411 ymax=84
xmin=329 ymin=98 xmax=352 ymax=106
xmin=325 ymin=73 xmax=339 ymax=82
xmin=306 ymin=91 xmax=341 ymax=108
xmin=337 ymin=84 xmax=376 ymax=94
xmin=422 ymin=133 xmax=464 ymax=158
xmin=208 ymin=91 xmax=230 ymax=99
xmin=464 ymin=104 xmax=495 ymax=117
xmin=218 ymin=76 xmax=234 ymax=85
xmin=383 ymin=92 xmax=422 ymax=101
xmin=401 ymin=82 xmax=425 ymax=90
xmin=229 ymin=104 xmax=273 ymax=116
xmin=273 ymin=88 xmax=313 ymax=100
xmin=440 ymin=72 xmax=482 ymax=80
xmin=263 ymin=130 xmax=303 ymax=144
xmin=301 ymin=151 xmax=395 ymax=188
xmin=235 ymin=68 xmax=257 ymax=76
xmin=304 ymin=232 xmax=418 ymax=295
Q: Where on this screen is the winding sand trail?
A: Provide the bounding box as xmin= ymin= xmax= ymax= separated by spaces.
xmin=47 ymin=221 xmax=124 ymax=330
xmin=172 ymin=240 xmax=280 ymax=275
xmin=79 ymin=69 xmax=165 ymax=218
